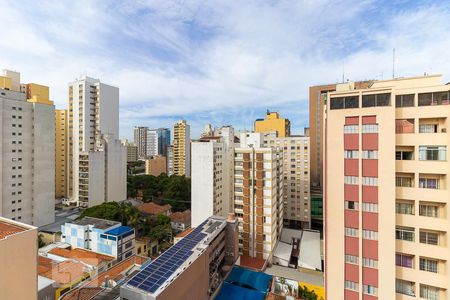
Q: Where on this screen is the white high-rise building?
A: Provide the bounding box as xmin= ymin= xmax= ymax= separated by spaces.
xmin=191 ymin=126 xmax=235 ymax=227
xmin=68 ymin=76 xmax=126 ymax=207
xmin=147 ymin=129 xmax=159 ymax=157
xmin=134 ymin=126 xmax=148 ymax=159
xmin=0 ymin=70 xmax=55 ymax=226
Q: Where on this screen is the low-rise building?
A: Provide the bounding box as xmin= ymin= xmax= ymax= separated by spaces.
xmin=0 ymin=217 xmax=38 ymax=300
xmin=170 ymin=209 xmax=191 ymax=232
xmin=145 ymin=155 xmax=167 ymax=176
xmin=121 ymin=215 xmax=239 ymax=300
xmin=137 ymin=202 xmax=172 ymax=217
xmin=61 ymin=217 xmax=135 ymax=262
xmin=135 ymin=236 xmax=159 ymax=257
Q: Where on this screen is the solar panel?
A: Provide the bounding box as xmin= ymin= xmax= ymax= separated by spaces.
xmin=127 ymin=219 xmax=211 ymax=293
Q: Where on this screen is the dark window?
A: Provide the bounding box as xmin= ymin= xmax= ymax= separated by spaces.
xmin=418 ymin=91 xmax=450 ymax=106
xmin=330 ymin=96 xmax=359 ymax=110
xmin=362 ymin=93 xmax=391 ymax=107
xmin=396 ymin=94 xmax=414 ymax=107
xmin=330 ymin=97 xmax=344 ymax=109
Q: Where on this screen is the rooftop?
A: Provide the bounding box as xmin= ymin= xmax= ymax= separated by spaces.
xmin=49 ymin=247 xmax=115 ymax=266
xmin=105 ymin=225 xmax=134 ymax=236
xmin=137 ymin=202 xmax=172 ymax=215
xmin=169 ymin=210 xmax=191 ymax=225
xmin=175 ymin=227 xmax=193 ymax=238
xmin=70 ymin=217 xmax=121 ymax=230
xmin=38 ymin=255 xmax=92 ymax=286
xmin=0 ymin=217 xmax=35 ymax=240
xmin=39 ymin=208 xmax=80 ymax=233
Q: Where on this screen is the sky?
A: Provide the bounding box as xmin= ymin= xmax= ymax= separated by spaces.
xmin=1 ymin=0 xmax=450 ymax=139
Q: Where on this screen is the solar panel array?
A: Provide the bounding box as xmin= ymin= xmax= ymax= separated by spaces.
xmin=127 ymin=219 xmax=210 ymax=294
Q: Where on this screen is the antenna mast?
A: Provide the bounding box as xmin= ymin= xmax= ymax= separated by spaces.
xmin=392 ymin=48 xmax=395 ymax=79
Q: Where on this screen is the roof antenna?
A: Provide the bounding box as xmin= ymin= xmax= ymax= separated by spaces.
xmin=342 ymin=62 xmax=345 ymax=83
xmin=392 ymin=48 xmax=395 ymax=79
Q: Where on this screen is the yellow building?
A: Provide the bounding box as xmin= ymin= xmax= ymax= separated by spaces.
xmin=254 ymin=111 xmax=291 ymax=137
xmin=173 ymin=120 xmax=191 ymax=177
xmin=0 ymin=75 xmax=12 ymax=90
xmin=26 ymin=83 xmax=53 ymax=105
xmin=55 ymin=109 xmax=69 ymax=198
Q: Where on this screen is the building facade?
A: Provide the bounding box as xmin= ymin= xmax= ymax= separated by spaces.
xmin=55 ymin=109 xmax=69 ymax=198
xmin=234 ymin=133 xmax=284 ymax=261
xmin=0 ymin=217 xmax=37 ymax=300
xmin=167 ymin=145 xmax=174 ymax=176
xmin=147 ymin=129 xmax=159 ymax=157
xmin=173 ymin=120 xmax=191 ymax=177
xmin=68 ymin=76 xmax=126 ymax=207
xmin=264 ymin=134 xmax=311 ymax=228
xmin=254 ymin=111 xmax=291 ymax=137
xmin=134 ymin=126 xmax=149 ymax=159
xmin=62 ymin=217 xmax=135 ymax=262
xmin=0 ymin=69 xmax=55 ymax=226
xmin=123 ymin=139 xmax=138 ymax=162
xmin=325 ymin=75 xmax=450 ymax=299
xmin=145 ymin=155 xmax=167 ymax=176
xmin=158 ymin=128 xmax=171 ymax=156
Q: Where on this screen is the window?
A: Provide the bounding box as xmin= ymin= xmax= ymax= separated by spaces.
xmin=396 ymin=150 xmax=413 ymax=160
xmin=345 ymin=280 xmax=358 ymax=291
xmin=420 ymin=284 xmax=440 ymax=300
xmin=419 ymin=231 xmax=439 ymax=245
xmin=362 ymin=202 xmax=378 ymax=212
xmin=344 ymin=150 xmax=358 ymax=159
xmin=396 ymin=94 xmax=414 ymax=107
xmin=345 ymin=201 xmax=358 ymax=210
xmin=396 ymin=226 xmax=415 ymax=241
xmin=396 ymin=176 xmax=413 ymax=187
xmin=396 ymin=279 xmax=415 ymax=297
xmin=362 ymin=124 xmax=378 ymax=133
xmin=362 ymin=230 xmax=378 ymax=240
xmin=345 ymin=227 xmax=358 ymax=237
xmin=362 ymin=93 xmax=391 ymax=107
xmin=419 ymin=204 xmax=439 ymax=218
xmin=419 ymin=124 xmax=438 ymax=133
xmin=420 ymin=258 xmax=438 ymax=273
xmin=362 ymin=177 xmax=378 ymax=186
xmin=418 ymin=91 xmax=450 ymax=106
xmin=344 ymin=125 xmax=358 ymax=134
xmin=362 ymin=150 xmax=378 ymax=159
xmin=345 ymin=254 xmax=358 ymax=264
xmin=330 ymin=96 xmax=359 ymax=110
xmin=362 ymin=257 xmax=378 ymax=268
xmin=396 ymin=202 xmax=414 ymax=215
xmin=344 ymin=176 xmax=358 ymax=185
xmin=363 ymin=284 xmax=378 ymax=296
xmin=419 ymin=146 xmax=446 ymax=161
xmin=396 ymin=253 xmax=414 ymax=268
xmin=419 ymin=178 xmax=439 ymax=189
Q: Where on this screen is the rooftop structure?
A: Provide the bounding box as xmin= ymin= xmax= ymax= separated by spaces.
xmin=121 ymin=215 xmax=239 ymax=300
xmin=69 ymin=216 xmax=120 ymax=229
xmin=137 ymin=202 xmax=172 ymax=216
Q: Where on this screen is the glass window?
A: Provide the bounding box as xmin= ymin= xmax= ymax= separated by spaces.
xmin=396 ymin=279 xmax=416 ymax=297
xmin=396 ymin=253 xmax=414 ymax=268
xmin=396 ymin=202 xmax=414 ymax=215
xmin=419 ymin=91 xmax=450 ymax=106
xmin=345 ymin=254 xmax=359 ymax=264
xmin=419 ymin=124 xmax=438 ymax=133
xmin=420 ymin=284 xmax=440 ymax=300
xmin=362 ymin=150 xmax=378 ymax=159
xmin=362 ymin=257 xmax=378 ymax=268
xmin=362 ymin=230 xmax=378 ymax=240
xmin=362 ymin=124 xmax=378 ymax=133
xmin=344 ymin=125 xmax=358 ymax=134
xmin=345 ymin=280 xmax=358 ymax=291
xmin=419 ymin=146 xmax=446 ymax=161
xmin=419 ymin=231 xmax=439 ymax=245
xmin=344 ymin=150 xmax=358 ymax=159
xmin=395 ymin=94 xmax=415 ymax=107
xmin=345 ymin=227 xmax=359 ymax=237
xmin=362 ymin=202 xmax=378 ymax=212
xmin=344 ymin=176 xmax=358 ymax=185
xmin=362 ymin=93 xmax=391 ymax=107
xmin=345 ymin=201 xmax=359 ymax=210
xmin=420 ymin=258 xmax=438 ymax=273
xmin=419 ymin=178 xmax=439 ymax=189
xmin=396 ymin=176 xmax=413 ymax=187
xmin=363 ymin=284 xmax=378 ymax=296
xmin=330 ymin=96 xmax=359 ymax=110
xmin=362 ymin=177 xmax=378 ymax=186
xmin=419 ymin=204 xmax=439 ymax=218
xmin=396 ymin=151 xmax=413 ymax=160
xmin=396 ymin=226 xmax=415 ymax=241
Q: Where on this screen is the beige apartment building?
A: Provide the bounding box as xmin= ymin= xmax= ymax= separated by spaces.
xmin=264 ymin=134 xmax=311 ymax=229
xmin=234 ymin=133 xmax=284 ymax=262
xmin=55 ymin=109 xmax=69 ymax=198
xmin=0 ymin=217 xmax=38 ymax=300
xmin=325 ymin=75 xmax=450 ymax=300
xmin=173 ymin=120 xmax=191 ymax=177
xmin=145 ymin=155 xmax=167 ymax=176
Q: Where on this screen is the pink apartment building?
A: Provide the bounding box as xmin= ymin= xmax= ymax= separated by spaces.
xmin=325 ymin=75 xmax=450 ymax=299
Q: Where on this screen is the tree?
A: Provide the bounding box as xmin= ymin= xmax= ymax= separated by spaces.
xmin=38 ymin=234 xmax=46 ymax=248
xmin=298 ymin=285 xmax=322 ymax=300
xmin=147 ymin=224 xmax=172 ymax=242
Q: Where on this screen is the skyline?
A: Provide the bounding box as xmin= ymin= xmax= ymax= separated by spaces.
xmin=1 ymin=0 xmax=450 ymax=138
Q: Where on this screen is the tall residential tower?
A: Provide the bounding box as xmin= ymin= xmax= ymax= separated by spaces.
xmin=173 ymin=120 xmax=191 ymax=177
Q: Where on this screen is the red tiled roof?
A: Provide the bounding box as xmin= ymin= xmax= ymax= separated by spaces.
xmin=38 ymin=256 xmax=90 ymax=285
xmin=170 ymin=210 xmax=191 ymax=225
xmin=49 ymin=247 xmax=115 ymax=266
xmin=239 ymin=255 xmax=267 ymax=271
xmin=137 ymin=202 xmax=172 ymax=215
xmin=0 ymin=221 xmax=26 ymax=239
xmin=176 ymin=227 xmax=193 ymax=238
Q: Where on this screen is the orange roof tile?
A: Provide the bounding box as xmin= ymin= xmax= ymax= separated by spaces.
xmin=49 ymin=247 xmax=115 ymax=266
xmin=170 ymin=210 xmax=191 ymax=225
xmin=239 ymin=255 xmax=267 ymax=271
xmin=38 ymin=257 xmax=90 ymax=286
xmin=176 ymin=227 xmax=194 ymax=238
xmin=137 ymin=202 xmax=172 ymax=215
xmin=0 ymin=221 xmax=26 ymax=239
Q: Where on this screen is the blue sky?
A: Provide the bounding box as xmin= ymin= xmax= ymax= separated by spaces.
xmin=1 ymin=0 xmax=450 ymax=139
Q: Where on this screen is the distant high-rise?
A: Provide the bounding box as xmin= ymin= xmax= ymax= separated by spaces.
xmin=147 ymin=129 xmax=159 ymax=157
xmin=134 ymin=126 xmax=148 ymax=159
xmin=167 ymin=145 xmax=174 ymax=176
xmin=173 ymin=120 xmax=191 ymax=177
xmin=0 ymin=69 xmax=55 ymax=226
xmin=254 ymin=111 xmax=291 ymax=137
xmin=157 ymin=128 xmax=171 ymax=156
xmin=122 ymin=139 xmax=138 ymax=162
xmin=68 ymin=76 xmax=126 ymax=207
xmin=55 ymin=109 xmax=69 ymax=198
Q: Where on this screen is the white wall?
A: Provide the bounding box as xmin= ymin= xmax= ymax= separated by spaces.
xmin=104 ymin=135 xmax=127 ymax=203
xmin=87 ymin=151 xmax=105 ymax=207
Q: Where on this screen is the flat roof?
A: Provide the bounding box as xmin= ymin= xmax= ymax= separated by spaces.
xmin=122 ymin=216 xmax=227 ymax=297
xmin=70 ymin=217 xmax=120 ymax=230
xmin=105 ymin=225 xmax=134 ymax=236
xmin=39 ymin=209 xmax=80 ymax=233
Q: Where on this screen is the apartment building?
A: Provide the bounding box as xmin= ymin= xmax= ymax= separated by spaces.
xmin=55 ymin=109 xmax=69 ymax=198
xmin=254 ymin=111 xmax=291 ymax=137
xmin=173 ymin=120 xmax=191 ymax=177
xmin=167 ymin=145 xmax=174 ymax=176
xmin=68 ymin=76 xmax=126 ymax=207
xmin=0 ymin=217 xmax=38 ymax=300
xmin=61 ymin=217 xmax=135 ymax=262
xmin=123 ymin=139 xmax=138 ymax=162
xmin=234 ymin=132 xmax=284 ymax=262
xmin=134 ymin=126 xmax=149 ymax=159
xmin=121 ymin=215 xmax=239 ymax=300
xmin=0 ymin=69 xmax=55 ymax=226
xmin=145 ymin=155 xmax=167 ymax=176
xmin=191 ymin=126 xmax=235 ymax=227
xmin=264 ymin=133 xmax=311 ymax=229
xmin=157 ymin=128 xmax=171 ymax=156
xmin=147 ymin=128 xmax=159 ymax=157
xmin=325 ymin=75 xmax=450 ymax=299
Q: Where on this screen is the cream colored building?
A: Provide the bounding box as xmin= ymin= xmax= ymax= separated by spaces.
xmin=264 ymin=133 xmax=311 ymax=228
xmin=55 ymin=109 xmax=69 ymax=198
xmin=68 ymin=76 xmax=126 ymax=207
xmin=0 ymin=69 xmax=55 ymax=226
xmin=173 ymin=120 xmax=191 ymax=177
xmin=325 ymin=75 xmax=450 ymax=300
xmin=234 ymin=132 xmax=284 ymax=261
xmin=0 ymin=217 xmax=38 ymax=300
